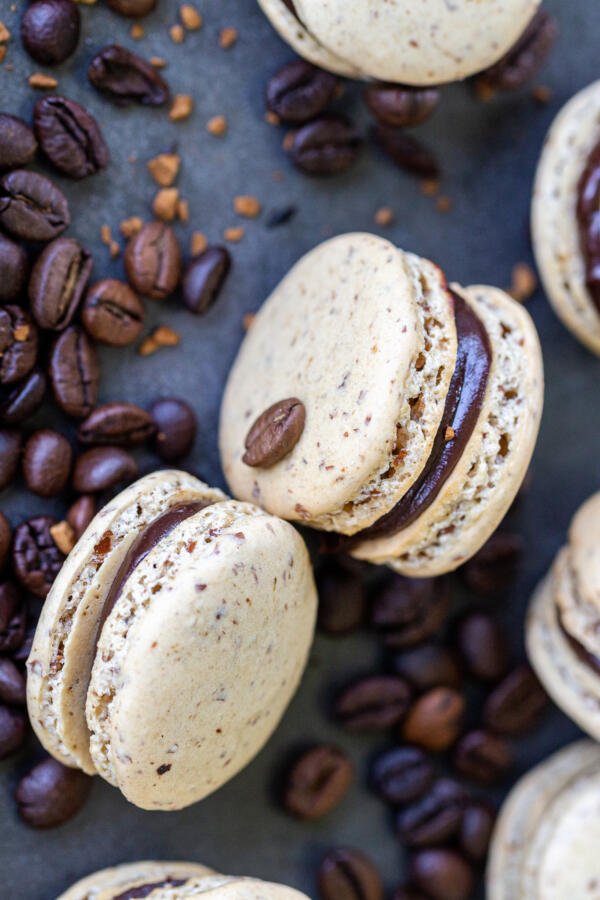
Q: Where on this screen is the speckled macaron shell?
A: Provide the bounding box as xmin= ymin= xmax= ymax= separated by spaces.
xmin=568 ymin=491 xmax=600 ymax=611
xmin=27 ymin=471 xmax=224 ymax=775
xmin=148 ymin=875 xmax=310 ymax=899
xmin=220 ymin=233 xmax=456 ymax=536
xmin=531 ymin=80 xmax=600 ymax=355
xmin=57 ymin=861 xmax=217 ymax=900
xmin=487 ymin=740 xmax=600 ymax=899
xmin=85 ymin=499 xmax=317 ymax=811
xmin=353 ymin=284 xmax=543 ymax=576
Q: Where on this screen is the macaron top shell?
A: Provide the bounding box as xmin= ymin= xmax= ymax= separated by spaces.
xmin=569 ymin=491 xmax=600 ymax=610
xmin=57 ymin=861 xmax=217 ymax=900
xmin=149 ymin=876 xmax=309 ymax=898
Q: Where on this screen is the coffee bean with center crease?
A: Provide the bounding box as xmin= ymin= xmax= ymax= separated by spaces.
xmin=266 ymin=60 xmax=339 ymax=123
xmin=0 ymin=582 xmax=26 ymax=653
xmin=0 ymin=369 xmax=47 ymax=426
xmin=371 ymin=746 xmax=435 ymax=805
xmin=78 ymin=402 xmax=155 ymax=446
xmin=49 ymin=326 xmax=99 ymax=418
xmin=318 ymin=848 xmax=383 ymax=900
xmin=0 ymin=170 xmax=70 ymax=242
xmin=0 ymin=430 xmax=22 ymax=490
xmin=371 ymin=575 xmax=449 ymax=649
xmin=29 ymin=237 xmax=93 ymax=331
xmin=73 ymin=446 xmax=138 ymax=493
xmin=0 ymin=658 xmax=26 ymax=705
xmin=283 ymin=745 xmax=353 ymax=820
xmin=23 ymin=429 xmax=72 ymax=497
xmin=82 ymin=279 xmax=144 ymax=346
xmin=484 ymin=664 xmax=547 ymax=735
xmin=401 ymin=687 xmax=465 ymax=752
xmin=453 ymin=729 xmax=512 ymax=785
xmin=460 ymin=802 xmax=495 ymax=862
xmin=182 ymin=246 xmax=231 ymax=315
xmin=66 ymin=495 xmax=95 ymax=541
xmin=0 ymin=114 xmax=38 ymax=171
xmin=460 ymin=531 xmax=522 ymax=595
xmin=16 ymin=757 xmax=92 ymax=828
xmin=12 ymin=516 xmax=65 ymax=598
xmin=0 ymin=233 xmax=28 ymax=302
xmin=290 ymin=116 xmax=362 ymax=176
xmin=33 ymin=96 xmax=109 ymax=180
xmin=456 ymin=611 xmax=509 ymax=682
xmin=148 ymin=397 xmax=196 ymax=461
xmin=124 ymin=221 xmax=181 ymax=300
xmin=21 ymin=0 xmax=80 ymax=65
xmin=106 ymin=0 xmax=157 ymax=16
xmin=317 ymin=562 xmax=367 ymax=636
xmin=372 ymin=126 xmax=439 ymax=178
xmin=243 ymin=398 xmax=306 ymax=467
xmin=474 ymin=10 xmax=558 ymax=92
xmin=364 ymin=85 xmax=440 ymax=128
xmin=396 ymin=778 xmax=467 ymax=848
xmin=88 ymin=45 xmax=170 ymax=106
xmin=410 ymin=850 xmax=474 ymax=900
xmin=0 ymin=513 xmax=11 ymax=569
xmin=0 ymin=705 xmax=27 ymax=759
xmin=335 ymin=675 xmax=412 ymax=731
xmin=391 ymin=643 xmax=462 ymax=692
xmin=0 ymin=306 xmax=38 ymax=385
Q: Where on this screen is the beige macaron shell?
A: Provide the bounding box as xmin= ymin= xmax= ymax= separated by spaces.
xmin=569 ymin=491 xmax=600 ymax=610
xmin=56 ymin=861 xmax=217 ymax=900
xmin=352 ymin=283 xmax=543 ymax=576
xmin=86 ymin=500 xmax=317 ymax=811
xmin=531 ymin=80 xmax=600 ymax=355
xmin=27 ymin=471 xmax=224 ymax=774
xmin=149 ymin=875 xmax=309 ymax=899
xmin=293 ymin=0 xmax=540 ymax=85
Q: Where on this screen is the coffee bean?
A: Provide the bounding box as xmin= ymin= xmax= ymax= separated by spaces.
xmin=401 ymin=687 xmax=464 ymax=752
xmin=456 ymin=611 xmax=509 ymax=682
xmin=0 ymin=658 xmax=26 ymax=705
xmin=335 ymin=676 xmax=412 ymax=732
xmin=0 ymin=114 xmax=38 ymax=171
xmin=33 ymin=95 xmax=109 ymax=180
xmin=410 ymin=850 xmax=474 ymax=900
xmin=371 ymin=576 xmax=449 ymax=649
xmin=243 ymin=397 xmax=305 ymax=467
xmin=460 ymin=532 xmax=522 ymax=595
xmin=124 ymin=221 xmax=181 ymax=300
xmin=0 ymin=170 xmax=70 ymax=242
xmin=391 ymin=643 xmax=462 ymax=692
xmin=372 ymin=126 xmax=439 ymax=178
xmin=88 ymin=44 xmax=170 ymax=106
xmin=317 ymin=562 xmax=367 ymax=635
xmin=82 ymin=279 xmax=144 ymax=346
xmin=0 ymin=582 xmax=27 ymax=653
xmin=371 ymin=746 xmax=435 ymax=806
xmin=453 ymin=729 xmax=512 ymax=785
xmin=290 ymin=116 xmax=362 ymax=176
xmin=396 ymin=778 xmax=466 ymax=848
xmin=460 ymin=802 xmax=495 ymax=862
xmin=0 ymin=233 xmax=28 ymax=303
xmin=364 ymin=85 xmax=440 ymax=128
xmin=106 ymin=0 xmax=157 ymax=16
xmin=283 ymin=745 xmax=353 ymax=820
xmin=73 ymin=446 xmax=138 ymax=493
xmin=0 ymin=369 xmax=46 ymax=426
xmin=49 ymin=326 xmax=99 ymax=418
xmin=16 ymin=756 xmax=92 ymax=828
xmin=0 ymin=512 xmax=11 ymax=569
xmin=0 ymin=306 xmax=38 ymax=385
xmin=148 ymin=397 xmax=196 ymax=461
xmin=21 ymin=0 xmax=80 ymax=65
xmin=474 ymin=10 xmax=558 ymax=92
xmin=23 ymin=429 xmax=72 ymax=497
xmin=0 ymin=705 xmax=27 ymax=759
xmin=12 ymin=625 xmax=36 ymax=664
xmin=484 ymin=664 xmax=547 ymax=735
xmin=182 ymin=246 xmax=231 ymax=315
xmin=78 ymin=402 xmax=155 ymax=446
xmin=266 ymin=60 xmax=338 ymax=123
xmin=66 ymin=494 xmax=95 ymax=540
xmin=392 ymin=889 xmax=428 ymax=900
xmin=12 ymin=516 xmax=64 ymax=598
xmin=0 ymin=430 xmax=21 ymax=490
xmin=318 ymin=848 xmax=383 ymax=900
xmin=29 ymin=237 xmax=93 ymax=331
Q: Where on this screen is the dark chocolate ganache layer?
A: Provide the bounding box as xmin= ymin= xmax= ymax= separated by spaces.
xmin=557 ymin=604 xmax=600 ymax=677
xmin=113 ymin=878 xmax=187 ymax=900
xmin=577 ymin=138 xmax=600 ymax=313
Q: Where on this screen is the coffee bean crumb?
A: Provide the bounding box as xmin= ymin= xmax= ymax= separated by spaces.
xmin=152 ymin=188 xmax=179 ymax=221
xmin=139 ymin=325 xmax=181 ymax=356
xmin=156 ymin=763 xmax=171 ymax=775
xmin=474 ymin=80 xmax=497 ymax=102
xmin=421 ymin=178 xmax=440 ymax=197
xmin=169 ymin=94 xmax=193 ymax=122
xmin=0 ymin=46 xmax=7 ymax=64
xmin=436 ymin=195 xmax=452 ymax=213
xmin=509 ymin=262 xmax=537 ymax=302
xmin=130 ymin=23 xmax=144 ymax=40
xmin=190 ymin=231 xmax=208 ymax=255
xmin=28 ymin=72 xmax=58 ymax=90
xmin=109 ymin=240 xmax=120 ymax=259
xmin=224 ymin=226 xmax=244 ymax=243
xmin=207 ymin=114 xmax=227 ymax=136
xmin=445 ymin=426 xmax=455 ymax=441
xmin=243 ymin=312 xmax=255 ymax=331
xmin=120 ymin=216 xmax=143 ymax=238
xmin=177 ymin=199 xmax=189 ymax=222
xmin=375 ymin=206 xmax=394 ymax=226
xmin=0 ymin=22 xmax=10 ymax=42
xmin=532 ymin=84 xmax=553 ymax=104
xmin=100 ymin=224 xmax=112 ymax=245
xmin=147 ymin=152 xmax=180 ymax=187
xmin=180 ymin=4 xmax=202 ymax=30
xmin=151 ymin=56 xmax=167 ymax=68
xmin=234 ymin=195 xmax=261 ymax=218
xmin=219 ymin=27 xmax=238 ymax=49
xmin=282 ymin=131 xmax=296 ymax=152
xmin=265 ymin=111 xmax=280 ymax=126
xmin=13 ymin=324 xmax=30 ymax=342
xmin=49 ymin=521 xmax=75 ymax=555
xmin=169 ymin=24 xmax=185 ymax=44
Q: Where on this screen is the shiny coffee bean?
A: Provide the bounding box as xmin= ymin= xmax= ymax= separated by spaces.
xmin=148 ymin=397 xmax=196 ymax=461
xmin=290 ymin=116 xmax=362 ymax=176
xmin=21 ymin=0 xmax=80 ymax=65
xmin=372 ymin=576 xmax=449 ymax=649
xmin=267 ymin=60 xmax=338 ymax=123
xmin=460 ymin=532 xmax=522 ymax=595
xmin=453 ymin=729 xmax=512 ymax=785
xmin=371 ymin=746 xmax=435 ymax=806
xmin=106 ymin=0 xmax=157 ymax=15
xmin=283 ymin=745 xmax=353 ymax=820
xmin=88 ymin=45 xmax=170 ymax=106
xmin=396 ymin=778 xmax=467 ymax=848
xmin=0 ymin=658 xmax=26 ymax=705
xmin=0 ymin=582 xmax=27 ymax=653
xmin=0 ymin=306 xmax=38 ymax=385
xmin=0 ymin=170 xmax=70 ymax=242
xmin=124 ymin=221 xmax=181 ymax=300
xmin=335 ymin=675 xmax=412 ymax=732
xmin=484 ymin=664 xmax=547 ymax=735
xmin=0 ymin=705 xmax=27 ymax=759
xmin=460 ymin=802 xmax=495 ymax=862
xmin=13 ymin=516 xmax=65 ymax=598
xmin=0 ymin=233 xmax=28 ymax=302
xmin=243 ymin=398 xmax=306 ymax=467
xmin=0 ymin=430 xmax=22 ymax=490
xmin=401 ymin=687 xmax=465 ymax=752
xmin=66 ymin=495 xmax=95 ymax=541
xmin=456 ymin=611 xmax=509 ymax=682
xmin=0 ymin=512 xmax=11 ymax=569
xmin=23 ymin=429 xmax=72 ymax=497
xmin=12 ymin=625 xmax=36 ymax=664
xmin=364 ymin=84 xmax=440 ymax=127
xmin=317 ymin=561 xmax=367 ymax=635
xmin=73 ymin=446 xmax=138 ymax=493
xmin=372 ymin=126 xmax=439 ymax=178
xmin=391 ymin=643 xmax=462 ymax=692
xmin=410 ymin=850 xmax=474 ymax=900
xmin=33 ymin=96 xmax=109 ymax=180
xmin=474 ymin=10 xmax=558 ymax=92
xmin=318 ymin=848 xmax=383 ymax=900
xmin=0 ymin=369 xmax=46 ymax=426
xmin=29 ymin=237 xmax=93 ymax=331
xmin=16 ymin=756 xmax=92 ymax=828
xmin=82 ymin=279 xmax=144 ymax=346
xmin=78 ymin=402 xmax=155 ymax=446
xmin=49 ymin=326 xmax=99 ymax=418
xmin=0 ymin=114 xmax=38 ymax=171
xmin=182 ymin=246 xmax=231 ymax=314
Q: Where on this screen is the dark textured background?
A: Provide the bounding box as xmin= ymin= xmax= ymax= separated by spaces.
xmin=0 ymin=0 xmax=599 ymax=897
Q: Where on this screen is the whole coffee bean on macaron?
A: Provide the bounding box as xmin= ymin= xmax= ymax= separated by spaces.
xmin=23 ymin=429 xmax=72 ymax=497
xmin=15 ymin=756 xmax=91 ymax=828
xmin=21 ymin=0 xmax=80 ymax=65
xmin=82 ymin=279 xmax=144 ymax=346
xmin=124 ymin=221 xmax=181 ymax=300
xmin=149 ymin=397 xmax=196 ymax=461
xmin=242 ymin=398 xmax=305 ymax=467
xmin=73 ymin=446 xmax=138 ymax=493
xmin=182 ymin=246 xmax=231 ymax=315
xmin=0 ymin=114 xmax=38 ymax=171
xmin=29 ymin=238 xmax=93 ymax=331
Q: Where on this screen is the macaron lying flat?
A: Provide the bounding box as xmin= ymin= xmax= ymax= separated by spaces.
xmin=532 ymin=80 xmax=600 ymax=355
xmin=28 ymin=471 xmax=317 ymax=811
xmin=487 ymin=740 xmax=600 ymax=899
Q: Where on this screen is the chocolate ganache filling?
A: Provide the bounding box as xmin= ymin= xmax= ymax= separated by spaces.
xmin=576 ymin=138 xmax=600 ymax=313
xmin=113 ymin=879 xmax=187 ymax=900
xmin=557 ymin=604 xmax=600 ymax=677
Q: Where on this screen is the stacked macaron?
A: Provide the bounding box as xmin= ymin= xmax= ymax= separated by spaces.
xmin=27 ymin=471 xmax=317 ymax=811
xmin=527 ymin=491 xmax=600 ymax=739
xmin=220 ymin=233 xmax=543 ymax=577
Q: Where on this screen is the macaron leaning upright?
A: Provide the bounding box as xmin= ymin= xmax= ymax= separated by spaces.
xmin=27 ymin=470 xmax=317 ymax=811
xmin=219 ymin=233 xmax=543 ymax=577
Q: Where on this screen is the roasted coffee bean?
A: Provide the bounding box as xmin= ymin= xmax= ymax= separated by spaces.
xmin=0 ymin=114 xmax=38 ymax=171
xmin=391 ymin=643 xmax=462 ymax=692
xmin=88 ymin=45 xmax=170 ymax=106
xmin=318 ymin=848 xmax=383 ymax=900
xmin=148 ymin=397 xmax=196 ymax=461
xmin=0 ymin=430 xmax=21 ymax=490
xmin=410 ymin=850 xmax=474 ymax=900
xmin=460 ymin=802 xmax=495 ymax=862
xmin=290 ymin=116 xmax=362 ymax=176
xmin=283 ymin=745 xmax=353 ymax=820
xmin=484 ymin=664 xmax=547 ymax=735
xmin=396 ymin=778 xmax=466 ymax=848
xmin=33 ymin=96 xmax=109 ymax=180
xmin=453 ymin=729 xmax=512 ymax=785
xmin=49 ymin=326 xmax=99 ymax=418
xmin=23 ymin=429 xmax=72 ymax=497
xmin=78 ymin=402 xmax=155 ymax=446
xmin=82 ymin=279 xmax=144 ymax=346
xmin=16 ymin=756 xmax=92 ymax=828
xmin=0 ymin=705 xmax=26 ymax=759
xmin=124 ymin=221 xmax=181 ymax=300
xmin=372 ymin=126 xmax=439 ymax=178
xmin=0 ymin=170 xmax=70 ymax=242
xmin=335 ymin=675 xmax=412 ymax=731
xmin=456 ymin=611 xmax=509 ymax=682
xmin=73 ymin=446 xmax=138 ymax=493
xmin=21 ymin=0 xmax=80 ymax=65
xmin=0 ymin=369 xmax=46 ymax=426
xmin=29 ymin=237 xmax=93 ymax=331
xmin=12 ymin=516 xmax=64 ymax=598
xmin=317 ymin=562 xmax=367 ymax=635
xmin=267 ymin=60 xmax=338 ymax=123
xmin=0 ymin=306 xmax=38 ymax=385
xmin=474 ymin=10 xmax=558 ymax=92
xmin=371 ymin=576 xmax=449 ymax=649
xmin=460 ymin=532 xmax=522 ymax=595
xmin=12 ymin=625 xmax=35 ymax=664
xmin=371 ymin=746 xmax=435 ymax=805
xmin=0 ymin=582 xmax=27 ymax=653
xmin=0 ymin=512 xmax=10 ymax=569
xmin=106 ymin=0 xmax=157 ymax=16
xmin=0 ymin=658 xmax=26 ymax=705
xmin=66 ymin=494 xmax=95 ymax=540
xmin=243 ymin=398 xmax=306 ymax=467
xmin=401 ymin=687 xmax=464 ymax=752
xmin=182 ymin=246 xmax=231 ymax=315
xmin=392 ymin=888 xmax=428 ymax=900
xmin=0 ymin=233 xmax=28 ymax=302
xmin=364 ymin=85 xmax=440 ymax=127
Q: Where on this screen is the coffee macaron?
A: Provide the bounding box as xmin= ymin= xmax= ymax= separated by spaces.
xmin=487 ymin=740 xmax=600 ymax=899
xmin=527 ymin=491 xmax=600 ymax=740
xmin=220 ymin=233 xmax=543 ymax=577
xmin=258 ymin=0 xmax=542 ymax=85
xmin=532 ymin=80 xmax=600 ymax=355
xmin=27 ymin=470 xmax=317 ymax=811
